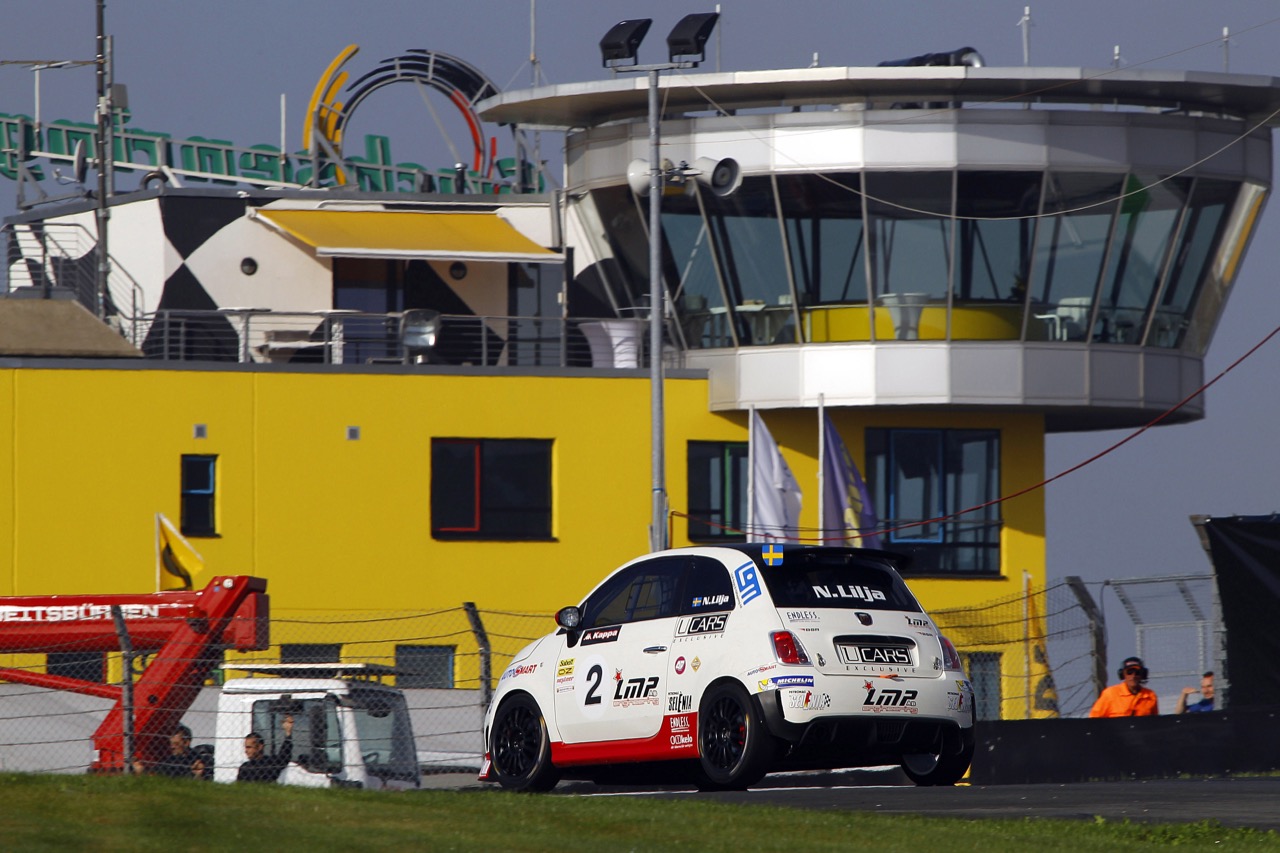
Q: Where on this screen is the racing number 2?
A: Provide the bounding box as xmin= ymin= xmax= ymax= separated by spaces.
xmin=584 ymin=664 xmax=603 ymax=706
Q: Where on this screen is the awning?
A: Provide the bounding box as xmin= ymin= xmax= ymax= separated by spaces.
xmin=249 ymin=208 xmax=563 ymax=264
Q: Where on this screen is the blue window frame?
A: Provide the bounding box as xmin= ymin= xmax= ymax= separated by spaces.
xmin=866 ymin=428 xmax=1000 ymax=575
xmin=180 ymin=455 xmax=217 ymax=537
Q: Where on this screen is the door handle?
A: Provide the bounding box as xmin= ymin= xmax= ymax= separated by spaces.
xmin=643 ymin=646 xmax=667 ymax=654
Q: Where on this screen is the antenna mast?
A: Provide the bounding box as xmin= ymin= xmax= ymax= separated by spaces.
xmin=1016 ymin=6 xmax=1032 ymax=66
xmin=94 ymin=0 xmax=111 ymax=318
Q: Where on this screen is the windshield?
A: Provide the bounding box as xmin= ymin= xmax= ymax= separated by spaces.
xmin=757 ymin=548 xmax=923 ymax=611
xmin=349 ymin=687 xmax=419 ymax=783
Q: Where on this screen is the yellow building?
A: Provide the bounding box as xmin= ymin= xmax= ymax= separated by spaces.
xmin=3 ymin=50 xmax=1278 ymax=720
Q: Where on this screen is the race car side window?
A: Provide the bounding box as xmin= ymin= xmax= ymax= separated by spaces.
xmin=581 ymin=558 xmax=684 ymax=628
xmin=679 ymin=557 xmax=735 ymax=616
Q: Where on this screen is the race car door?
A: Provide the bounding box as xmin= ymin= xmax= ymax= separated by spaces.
xmin=553 ymin=557 xmax=681 ymax=746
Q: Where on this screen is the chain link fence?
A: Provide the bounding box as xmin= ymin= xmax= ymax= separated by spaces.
xmin=1102 ymin=573 xmax=1224 ymax=711
xmin=932 ymin=573 xmax=1222 ymax=720
xmin=933 ymin=578 xmax=1104 ymax=720
xmin=0 ymin=575 xmax=1230 ymax=776
xmin=0 ymin=604 xmax=552 ymax=776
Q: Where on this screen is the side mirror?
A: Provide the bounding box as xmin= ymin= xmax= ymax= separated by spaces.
xmin=555 ymin=605 xmax=583 ymax=631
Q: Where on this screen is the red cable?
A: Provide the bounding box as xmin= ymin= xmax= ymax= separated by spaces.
xmin=671 ymin=324 xmax=1280 ymax=543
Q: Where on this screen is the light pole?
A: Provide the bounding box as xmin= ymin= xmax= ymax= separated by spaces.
xmin=599 ymin=12 xmax=720 ymax=553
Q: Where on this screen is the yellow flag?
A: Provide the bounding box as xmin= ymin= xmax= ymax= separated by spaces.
xmin=1027 ymin=588 xmax=1061 ymax=718
xmin=156 ymin=513 xmax=203 ymax=591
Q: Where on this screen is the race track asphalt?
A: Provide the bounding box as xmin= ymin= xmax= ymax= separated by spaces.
xmin=660 ymin=777 xmax=1280 ymax=831
xmin=435 ymin=770 xmax=1280 ymax=832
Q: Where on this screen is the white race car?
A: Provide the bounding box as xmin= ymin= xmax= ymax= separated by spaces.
xmin=479 ymin=544 xmax=975 ymax=791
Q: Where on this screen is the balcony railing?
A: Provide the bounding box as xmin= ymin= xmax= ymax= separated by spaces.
xmin=134 ymin=309 xmax=657 ymax=371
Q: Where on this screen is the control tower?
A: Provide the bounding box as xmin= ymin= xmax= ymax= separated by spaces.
xmin=482 ymin=60 xmax=1279 ymax=430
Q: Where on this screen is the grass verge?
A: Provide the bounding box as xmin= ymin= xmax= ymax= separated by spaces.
xmin=1 ymin=773 xmax=1278 ymax=852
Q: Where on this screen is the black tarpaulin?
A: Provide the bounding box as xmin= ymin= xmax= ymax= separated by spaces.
xmin=1202 ymin=515 xmax=1280 ymax=707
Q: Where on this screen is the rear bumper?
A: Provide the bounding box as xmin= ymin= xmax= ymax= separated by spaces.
xmin=756 ymin=684 xmax=974 ymax=769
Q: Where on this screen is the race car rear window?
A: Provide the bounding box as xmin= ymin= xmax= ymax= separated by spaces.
xmin=760 ymin=552 xmax=922 ymax=611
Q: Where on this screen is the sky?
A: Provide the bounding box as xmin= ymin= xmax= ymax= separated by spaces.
xmin=5 ymin=1 xmax=1280 ymax=666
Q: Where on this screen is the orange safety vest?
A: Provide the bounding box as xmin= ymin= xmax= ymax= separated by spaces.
xmin=1089 ymin=682 xmax=1159 ymax=717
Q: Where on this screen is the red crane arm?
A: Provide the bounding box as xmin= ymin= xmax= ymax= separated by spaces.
xmin=0 ymin=576 xmax=269 ymax=771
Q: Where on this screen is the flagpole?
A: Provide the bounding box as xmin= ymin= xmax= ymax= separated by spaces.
xmin=817 ymin=394 xmax=826 ymax=543
xmin=154 ymin=513 xmax=161 ymax=593
xmin=1024 ymin=570 xmax=1032 ymax=720
xmin=747 ymin=406 xmax=756 ymax=540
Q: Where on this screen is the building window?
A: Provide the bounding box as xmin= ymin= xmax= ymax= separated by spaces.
xmin=395 ymin=645 xmax=455 ymax=689
xmin=966 ymin=652 xmax=1003 ymax=721
xmin=687 ymin=441 xmax=748 ymax=542
xmin=281 ymin=643 xmax=343 ymax=664
xmin=866 ymin=429 xmax=1000 ymax=575
xmin=431 ymin=439 xmax=552 ymax=540
xmin=180 ymin=455 xmax=217 ymax=537
xmin=47 ymin=652 xmax=105 ymax=683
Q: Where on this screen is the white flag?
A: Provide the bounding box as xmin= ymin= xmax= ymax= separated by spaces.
xmin=750 ymin=409 xmax=802 ymax=541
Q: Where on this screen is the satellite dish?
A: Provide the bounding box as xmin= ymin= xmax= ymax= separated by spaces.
xmin=72 ymin=140 xmax=87 ymax=184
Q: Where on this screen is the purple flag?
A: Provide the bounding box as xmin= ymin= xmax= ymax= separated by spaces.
xmin=822 ymin=414 xmax=881 ymax=548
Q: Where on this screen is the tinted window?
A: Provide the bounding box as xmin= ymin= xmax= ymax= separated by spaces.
xmin=687 ymin=442 xmax=748 ymax=542
xmin=431 ymin=438 xmax=553 ymax=540
xmin=180 ymin=454 xmax=217 ymax=537
xmin=581 ymin=558 xmax=684 ymax=629
xmin=759 ymin=551 xmax=922 ymax=611
xmin=680 ymin=556 xmax=735 ymax=615
xmin=866 ymin=428 xmax=1001 ymax=575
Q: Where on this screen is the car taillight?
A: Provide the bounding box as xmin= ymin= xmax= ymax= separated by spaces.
xmin=939 ymin=634 xmax=964 ymax=673
xmin=772 ymin=631 xmax=811 ymax=665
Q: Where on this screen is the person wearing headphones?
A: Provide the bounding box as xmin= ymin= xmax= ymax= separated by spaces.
xmin=1089 ymin=655 xmax=1159 ymax=717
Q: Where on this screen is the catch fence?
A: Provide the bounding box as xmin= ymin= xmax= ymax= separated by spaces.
xmin=0 ymin=574 xmax=1228 ymax=776
xmin=0 ymin=604 xmax=551 ymax=776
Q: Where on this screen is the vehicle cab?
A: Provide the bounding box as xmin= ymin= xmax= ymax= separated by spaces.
xmin=212 ymin=663 xmax=420 ymax=790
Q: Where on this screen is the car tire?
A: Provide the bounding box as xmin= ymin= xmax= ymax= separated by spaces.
xmin=901 ymin=726 xmax=975 ymax=786
xmin=490 ymin=694 xmax=560 ymax=792
xmin=694 ymin=681 xmax=775 ymax=790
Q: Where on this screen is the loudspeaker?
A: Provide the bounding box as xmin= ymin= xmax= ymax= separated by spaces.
xmin=72 ymin=140 xmax=87 ymax=184
xmin=693 ymin=157 xmax=742 ymax=197
xmin=626 ymin=159 xmax=652 ymax=196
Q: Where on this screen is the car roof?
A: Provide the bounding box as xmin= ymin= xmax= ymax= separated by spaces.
xmin=680 ymin=543 xmax=911 ymax=572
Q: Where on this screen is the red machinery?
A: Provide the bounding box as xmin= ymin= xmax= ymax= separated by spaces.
xmin=0 ymin=576 xmax=269 ymax=771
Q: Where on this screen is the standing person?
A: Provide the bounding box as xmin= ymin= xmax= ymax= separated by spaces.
xmin=150 ymin=725 xmax=203 ymax=779
xmin=1174 ymin=671 xmax=1216 ymax=714
xmin=1089 ymin=656 xmax=1159 ymax=718
xmin=236 ymin=715 xmax=294 ymax=783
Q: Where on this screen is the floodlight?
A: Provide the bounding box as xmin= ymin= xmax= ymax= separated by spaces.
xmin=666 ymin=12 xmax=719 ymax=64
xmin=877 ymin=46 xmax=985 ymax=68
xmin=600 ymin=18 xmax=653 ymax=67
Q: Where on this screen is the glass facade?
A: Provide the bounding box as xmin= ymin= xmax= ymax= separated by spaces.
xmin=587 ymin=170 xmax=1246 ymax=353
xmin=866 ymin=428 xmax=1001 ymax=576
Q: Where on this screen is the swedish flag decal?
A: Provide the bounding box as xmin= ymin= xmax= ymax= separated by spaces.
xmin=762 ymin=543 xmax=785 ymax=566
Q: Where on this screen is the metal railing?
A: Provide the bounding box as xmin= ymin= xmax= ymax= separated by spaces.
xmin=2 ymin=221 xmax=145 ymax=341
xmin=134 ymin=308 xmax=659 ymax=370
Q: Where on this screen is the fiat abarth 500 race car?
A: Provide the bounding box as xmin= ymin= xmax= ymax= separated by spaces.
xmin=478 ymin=544 xmax=975 ymax=791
